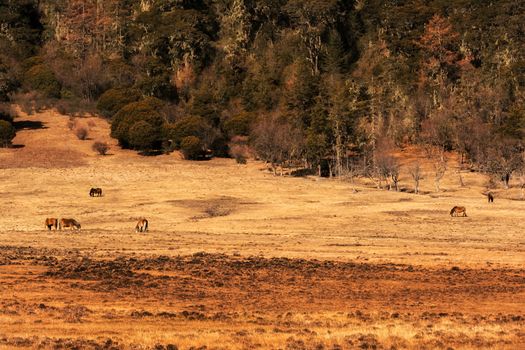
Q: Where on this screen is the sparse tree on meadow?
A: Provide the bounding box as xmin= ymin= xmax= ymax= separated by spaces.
xmin=409 ymin=162 xmax=423 ymax=194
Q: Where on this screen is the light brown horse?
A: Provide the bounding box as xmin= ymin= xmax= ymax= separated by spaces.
xmin=59 ymin=218 xmax=81 ymax=230
xmin=135 ymin=218 xmax=148 ymax=233
xmin=450 ymin=206 xmax=467 ymax=217
xmin=45 ymin=218 xmax=58 ymax=230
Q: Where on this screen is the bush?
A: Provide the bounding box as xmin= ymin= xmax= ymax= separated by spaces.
xmin=92 ymin=141 xmax=109 ymax=155
xmin=23 ymin=64 xmax=61 ymax=98
xmin=21 ymin=56 xmax=44 ymax=72
xmin=75 ymin=126 xmax=88 ymax=140
xmin=54 ymin=98 xmax=97 ymax=117
xmin=111 ymin=97 xmax=165 ymax=149
xmin=223 ymin=112 xmax=253 ymax=137
xmin=166 ymin=116 xmax=212 ymax=148
xmin=229 ymin=143 xmax=250 ymax=164
xmin=67 ymin=117 xmax=77 ymax=130
xmin=0 ymin=104 xmax=14 ymax=123
xmin=128 ymin=120 xmax=158 ymax=150
xmin=180 ymin=136 xmax=204 ymax=160
xmin=0 ymin=120 xmax=15 ymax=147
xmin=0 ymin=55 xmax=21 ymax=101
xmin=96 ymin=88 xmax=142 ymax=117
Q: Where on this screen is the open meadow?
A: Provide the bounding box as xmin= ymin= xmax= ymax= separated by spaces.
xmin=0 ymin=110 xmax=524 ymax=349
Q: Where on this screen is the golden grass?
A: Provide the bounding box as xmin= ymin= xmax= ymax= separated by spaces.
xmin=0 ymin=109 xmax=524 ymax=349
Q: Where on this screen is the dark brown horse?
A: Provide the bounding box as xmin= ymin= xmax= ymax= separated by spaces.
xmin=487 ymin=192 xmax=494 ymax=203
xmin=89 ymin=188 xmax=102 ymax=197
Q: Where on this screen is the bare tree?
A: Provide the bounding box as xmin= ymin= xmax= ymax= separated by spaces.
xmin=251 ymin=114 xmax=304 ymax=176
xmin=409 ymin=162 xmax=423 ymax=194
xmin=486 ymin=139 xmax=524 ymax=189
xmin=423 ymin=142 xmax=448 ymax=193
xmin=433 ymin=157 xmax=447 ymax=192
xmin=376 ymin=153 xmax=400 ymax=191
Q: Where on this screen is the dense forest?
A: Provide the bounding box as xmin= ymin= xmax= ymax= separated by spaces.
xmin=0 ymin=0 xmax=524 ymax=186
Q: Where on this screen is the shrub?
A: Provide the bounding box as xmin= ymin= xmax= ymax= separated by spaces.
xmin=128 ymin=120 xmax=158 ymax=150
xmin=0 ymin=104 xmax=14 ymax=123
xmin=223 ymin=112 xmax=253 ymax=137
xmin=229 ymin=143 xmax=249 ymax=164
xmin=92 ymin=141 xmax=109 ymax=155
xmin=111 ymin=97 xmax=165 ymax=149
xmin=0 ymin=120 xmax=15 ymax=147
xmin=0 ymin=55 xmax=21 ymax=101
xmin=67 ymin=117 xmax=77 ymax=130
xmin=166 ymin=116 xmax=212 ymax=148
xmin=23 ymin=64 xmax=61 ymax=98
xmin=75 ymin=126 xmax=88 ymax=140
xmin=21 ymin=56 xmax=44 ymax=72
xmin=55 ymin=99 xmax=97 ymax=117
xmin=180 ymin=136 xmax=204 ymax=160
xmin=96 ymin=88 xmax=142 ymax=117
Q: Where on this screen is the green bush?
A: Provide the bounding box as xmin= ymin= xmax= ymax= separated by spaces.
xmin=111 ymin=97 xmax=165 ymax=150
xmin=0 ymin=120 xmax=15 ymax=147
xmin=180 ymin=136 xmax=204 ymax=160
xmin=166 ymin=116 xmax=211 ymax=148
xmin=128 ymin=120 xmax=158 ymax=150
xmin=96 ymin=88 xmax=142 ymax=117
xmin=0 ymin=55 xmax=21 ymax=101
xmin=23 ymin=64 xmax=61 ymax=98
xmin=0 ymin=104 xmax=14 ymax=123
xmin=223 ymin=112 xmax=253 ymax=137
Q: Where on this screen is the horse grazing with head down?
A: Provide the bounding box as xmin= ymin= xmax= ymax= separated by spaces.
xmin=59 ymin=218 xmax=81 ymax=230
xmin=450 ymin=206 xmax=467 ymax=217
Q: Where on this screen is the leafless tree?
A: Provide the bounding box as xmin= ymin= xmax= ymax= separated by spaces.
xmin=251 ymin=114 xmax=304 ymax=175
xmin=485 ymin=139 xmax=524 ymax=189
xmin=409 ymin=162 xmax=423 ymax=194
xmin=433 ymin=157 xmax=447 ymax=192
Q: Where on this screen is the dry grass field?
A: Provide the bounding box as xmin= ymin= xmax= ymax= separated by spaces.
xmin=0 ymin=109 xmax=524 ymax=349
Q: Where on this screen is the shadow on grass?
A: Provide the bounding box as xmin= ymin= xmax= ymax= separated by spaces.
xmin=13 ymin=120 xmax=47 ymax=131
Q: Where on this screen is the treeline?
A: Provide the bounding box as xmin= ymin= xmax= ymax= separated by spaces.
xmin=1 ymin=1 xmax=524 ymax=184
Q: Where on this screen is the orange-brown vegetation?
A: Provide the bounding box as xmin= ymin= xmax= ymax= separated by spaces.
xmin=0 ymin=110 xmax=523 ymax=349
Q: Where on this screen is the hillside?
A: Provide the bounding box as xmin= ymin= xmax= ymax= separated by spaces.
xmin=1 ymin=0 xmax=524 ymax=180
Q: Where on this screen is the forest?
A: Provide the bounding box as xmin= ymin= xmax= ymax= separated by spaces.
xmin=0 ymin=0 xmax=524 ymax=186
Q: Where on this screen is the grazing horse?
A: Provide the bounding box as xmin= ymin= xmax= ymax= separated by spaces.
xmin=89 ymin=188 xmax=102 ymax=197
xmin=135 ymin=218 xmax=148 ymax=233
xmin=45 ymin=218 xmax=58 ymax=230
xmin=487 ymin=192 xmax=494 ymax=203
xmin=59 ymin=218 xmax=81 ymax=230
xmin=450 ymin=206 xmax=467 ymax=217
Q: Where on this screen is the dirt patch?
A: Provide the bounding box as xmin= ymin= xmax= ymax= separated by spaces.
xmin=167 ymin=196 xmax=248 ymax=220
xmin=40 ymin=253 xmax=525 ymax=311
